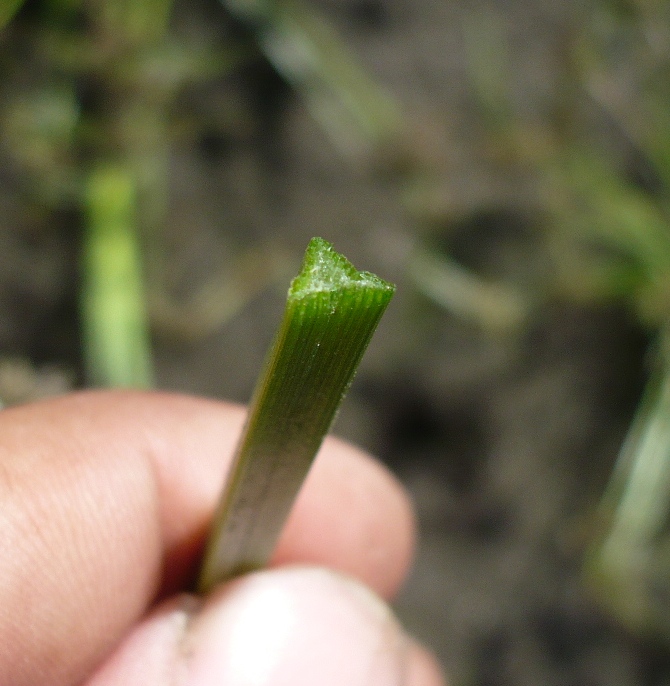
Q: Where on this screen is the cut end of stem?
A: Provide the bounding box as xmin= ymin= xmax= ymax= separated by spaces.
xmin=289 ymin=237 xmax=395 ymax=298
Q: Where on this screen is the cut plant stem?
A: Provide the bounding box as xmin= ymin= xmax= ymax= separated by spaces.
xmin=197 ymin=237 xmax=395 ymax=593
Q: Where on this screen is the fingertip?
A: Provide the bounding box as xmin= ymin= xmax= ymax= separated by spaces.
xmin=85 ymin=596 xmax=196 ymax=686
xmin=0 ymin=391 xmax=417 ymax=685
xmin=88 ymin=567 xmax=411 ymax=686
xmin=405 ymin=641 xmax=447 ymax=686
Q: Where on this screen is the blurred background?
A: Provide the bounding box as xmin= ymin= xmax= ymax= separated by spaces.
xmin=2 ymin=0 xmax=670 ymax=683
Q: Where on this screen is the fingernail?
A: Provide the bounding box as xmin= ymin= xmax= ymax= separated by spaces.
xmin=182 ymin=566 xmax=407 ymax=686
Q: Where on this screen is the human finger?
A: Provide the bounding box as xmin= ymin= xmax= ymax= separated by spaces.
xmin=85 ymin=566 xmax=446 ymax=686
xmin=0 ymin=391 xmax=414 ymax=685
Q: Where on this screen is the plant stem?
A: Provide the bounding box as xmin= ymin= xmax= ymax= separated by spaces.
xmin=0 ymin=0 xmax=25 ymax=30
xmin=219 ymin=0 xmax=403 ymax=161
xmin=585 ymin=328 xmax=670 ymax=640
xmin=82 ymin=165 xmax=154 ymax=388
xmin=197 ymin=237 xmax=395 ymax=593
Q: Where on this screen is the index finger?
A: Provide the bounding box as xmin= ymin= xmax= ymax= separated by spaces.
xmin=0 ymin=391 xmax=414 ymax=686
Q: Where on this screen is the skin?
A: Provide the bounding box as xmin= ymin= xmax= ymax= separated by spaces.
xmin=0 ymin=391 xmax=445 ymax=686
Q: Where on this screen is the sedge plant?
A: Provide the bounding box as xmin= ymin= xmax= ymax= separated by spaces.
xmin=197 ymin=237 xmax=395 ymax=593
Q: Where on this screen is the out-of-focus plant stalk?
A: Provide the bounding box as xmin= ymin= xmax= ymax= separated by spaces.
xmin=0 ymin=0 xmax=25 ymax=30
xmin=408 ymin=242 xmax=530 ymax=334
xmin=82 ymin=165 xmax=154 ymax=388
xmin=220 ymin=0 xmax=403 ymax=162
xmin=585 ymin=329 xmax=670 ymax=640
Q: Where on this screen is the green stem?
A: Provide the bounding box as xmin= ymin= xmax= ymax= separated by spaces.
xmin=82 ymin=165 xmax=154 ymax=388
xmin=220 ymin=0 xmax=403 ymax=160
xmin=0 ymin=0 xmax=25 ymax=30
xmin=585 ymin=328 xmax=670 ymax=640
xmin=198 ymin=237 xmax=394 ymax=592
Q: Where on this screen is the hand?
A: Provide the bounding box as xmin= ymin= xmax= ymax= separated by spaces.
xmin=0 ymin=391 xmax=445 ymax=686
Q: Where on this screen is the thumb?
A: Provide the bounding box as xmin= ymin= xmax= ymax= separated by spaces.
xmin=86 ymin=566 xmax=444 ymax=686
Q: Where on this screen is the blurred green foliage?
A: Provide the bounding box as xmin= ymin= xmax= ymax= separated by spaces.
xmin=460 ymin=0 xmax=670 ymax=643
xmin=0 ymin=0 xmax=404 ymax=388
xmin=0 ymin=0 xmax=249 ymax=386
